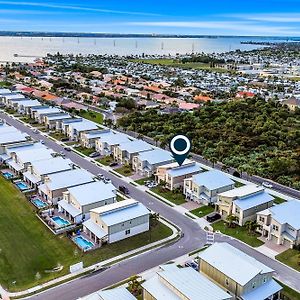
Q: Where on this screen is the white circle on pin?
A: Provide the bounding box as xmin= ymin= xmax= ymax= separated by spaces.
xmin=170 ymin=135 xmax=191 ymax=155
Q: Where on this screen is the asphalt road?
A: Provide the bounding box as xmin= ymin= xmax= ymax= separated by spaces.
xmin=1 ymin=112 xmax=300 ymax=300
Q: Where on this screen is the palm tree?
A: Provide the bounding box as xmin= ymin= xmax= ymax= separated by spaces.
xmin=226 ymin=214 xmax=239 ymax=228
xmin=245 ymin=220 xmax=260 ymax=235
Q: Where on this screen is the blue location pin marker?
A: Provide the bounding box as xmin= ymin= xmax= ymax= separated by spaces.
xmin=169 ymin=135 xmax=191 ymax=166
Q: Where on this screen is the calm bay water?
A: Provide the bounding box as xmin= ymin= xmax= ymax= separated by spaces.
xmin=0 ymin=36 xmax=289 ymax=63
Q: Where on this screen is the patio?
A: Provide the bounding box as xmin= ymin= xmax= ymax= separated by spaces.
xmin=1 ymin=168 xmax=16 ymax=179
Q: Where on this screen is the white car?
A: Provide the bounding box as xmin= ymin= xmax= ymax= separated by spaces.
xmin=262 ymin=182 xmax=273 ymax=188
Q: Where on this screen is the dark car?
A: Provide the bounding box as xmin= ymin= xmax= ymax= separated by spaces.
xmin=64 ymin=147 xmax=71 ymax=151
xmin=206 ymin=213 xmax=221 ymax=223
xmin=109 ymin=162 xmax=118 ymax=167
xmin=119 ymin=185 xmax=130 ymax=194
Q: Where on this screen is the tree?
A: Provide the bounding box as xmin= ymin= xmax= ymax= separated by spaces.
xmin=245 ymin=220 xmax=260 ymax=235
xmin=128 ymin=276 xmax=142 ymax=296
xmin=226 ymin=214 xmax=239 ymax=228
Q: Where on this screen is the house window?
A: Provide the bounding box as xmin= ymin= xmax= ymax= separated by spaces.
xmin=122 ymin=223 xmax=124 ymax=227
xmin=235 ymin=208 xmax=239 ymax=213
xmin=263 ymin=277 xmax=267 ymax=283
xmin=125 ymin=229 xmax=130 ymax=235
xmin=273 ymin=225 xmax=279 ymax=231
xmin=259 ymin=216 xmax=265 ymax=222
xmin=225 ymin=278 xmax=229 ymax=286
xmin=252 ymin=282 xmax=256 ymax=289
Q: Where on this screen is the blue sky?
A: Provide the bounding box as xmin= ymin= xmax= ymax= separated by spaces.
xmin=1 ymin=0 xmax=300 ymax=36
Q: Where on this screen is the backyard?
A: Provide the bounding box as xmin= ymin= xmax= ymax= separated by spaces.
xmin=276 ymin=249 xmax=300 ymax=272
xmin=0 ymin=176 xmax=172 ymax=291
xmin=212 ymin=220 xmax=264 ymax=247
xmin=97 ymin=155 xmax=115 ymax=166
xmin=114 ymin=165 xmax=134 ymax=176
xmin=151 ymin=186 xmax=186 ymax=205
xmin=73 ymin=145 xmax=95 ymax=156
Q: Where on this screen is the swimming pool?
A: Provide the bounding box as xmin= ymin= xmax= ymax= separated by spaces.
xmin=2 ymin=171 xmax=13 ymax=179
xmin=52 ymin=216 xmax=70 ymax=227
xmin=74 ymin=236 xmax=94 ymax=250
xmin=16 ymin=181 xmax=29 ymax=190
xmin=32 ymin=198 xmax=47 ymax=209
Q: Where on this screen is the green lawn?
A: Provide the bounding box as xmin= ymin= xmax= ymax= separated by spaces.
xmin=0 ymin=176 xmax=172 ymax=291
xmin=273 ymin=196 xmax=287 ymax=204
xmin=150 ymin=186 xmax=186 ymax=205
xmin=78 ymin=110 xmax=104 ymax=125
xmin=212 ymin=221 xmax=264 ymax=247
xmin=114 ymin=165 xmax=134 ymax=176
xmin=275 ymin=279 xmax=300 ymax=300
xmin=135 ymin=176 xmax=155 ymax=185
xmin=234 ymin=181 xmax=245 ymax=188
xmin=49 ymin=132 xmax=68 ymax=141
xmin=130 ymin=59 xmax=228 ymax=73
xmin=276 ymin=249 xmax=300 ymax=272
xmin=189 ymin=205 xmax=215 ymax=218
xmin=73 ymin=146 xmax=95 ymax=156
xmin=97 ymin=155 xmax=114 ymax=166
xmin=0 ymin=81 xmax=11 ymax=88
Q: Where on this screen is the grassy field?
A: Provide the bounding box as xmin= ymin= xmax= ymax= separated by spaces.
xmin=273 ymin=196 xmax=287 ymax=204
xmin=0 ymin=176 xmax=172 ymax=291
xmin=189 ymin=205 xmax=215 ymax=218
xmin=97 ymin=155 xmax=115 ymax=166
xmin=150 ymin=186 xmax=186 ymax=205
xmin=130 ymin=58 xmax=228 ymax=73
xmin=73 ymin=146 xmax=95 ymax=156
xmin=78 ymin=110 xmax=104 ymax=125
xmin=114 ymin=165 xmax=134 ymax=176
xmin=135 ymin=176 xmax=154 ymax=185
xmin=212 ymin=221 xmax=264 ymax=247
xmin=276 ymin=249 xmax=300 ymax=272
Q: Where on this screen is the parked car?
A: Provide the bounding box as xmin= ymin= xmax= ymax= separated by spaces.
xmin=109 ymin=162 xmax=118 ymax=167
xmin=262 ymin=182 xmax=273 ymax=188
xmin=60 ymin=151 xmax=65 ymax=157
xmin=40 ymin=139 xmax=45 ymax=144
xmin=64 ymin=147 xmax=71 ymax=151
xmin=33 ymin=129 xmax=38 ymax=133
xmin=184 ymin=261 xmax=198 ymax=270
xmin=119 ymin=185 xmax=130 ymax=195
xmin=97 ymin=173 xmax=105 ymax=180
xmin=89 ymin=152 xmax=100 ymax=158
xmin=206 ymin=213 xmax=221 ymax=223
xmin=104 ymin=178 xmax=112 ymax=184
xmin=61 ymin=137 xmax=69 ymax=142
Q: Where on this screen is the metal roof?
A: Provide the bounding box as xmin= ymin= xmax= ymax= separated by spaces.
xmin=269 ymin=200 xmax=300 ymax=230
xmin=118 ymin=140 xmax=153 ymax=154
xmin=138 ymin=148 xmax=174 ymax=165
xmin=142 ymin=265 xmax=231 ymax=300
xmin=198 ymin=243 xmax=273 ymax=286
xmin=83 ymin=219 xmax=107 ymax=240
xmin=67 ymin=181 xmax=116 ymax=206
xmin=31 ymin=157 xmax=72 ymax=175
xmin=234 ymin=191 xmax=274 ymax=210
xmin=57 ymin=199 xmax=81 ymax=217
xmin=167 ymin=162 xmax=202 ymax=177
xmin=191 ymin=170 xmax=234 ymax=190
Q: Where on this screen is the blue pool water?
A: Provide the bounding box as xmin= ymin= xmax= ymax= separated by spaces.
xmin=74 ymin=236 xmax=94 ymax=250
xmin=16 ymin=181 xmax=29 ymax=190
xmin=33 ymin=198 xmax=47 ymax=208
xmin=52 ymin=216 xmax=70 ymax=227
xmin=2 ymin=172 xmax=13 ymax=179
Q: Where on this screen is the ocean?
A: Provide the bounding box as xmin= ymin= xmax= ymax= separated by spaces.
xmin=0 ymin=36 xmax=290 ymax=63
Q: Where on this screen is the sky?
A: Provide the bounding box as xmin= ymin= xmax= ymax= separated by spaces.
xmin=1 ymin=0 xmax=300 ymax=36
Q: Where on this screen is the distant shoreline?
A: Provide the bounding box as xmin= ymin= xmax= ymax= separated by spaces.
xmin=0 ymin=31 xmax=299 ymax=39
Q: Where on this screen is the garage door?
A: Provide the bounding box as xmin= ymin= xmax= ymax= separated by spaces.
xmin=270 ymin=235 xmax=278 ymax=244
xmin=283 ymin=238 xmax=292 ymax=248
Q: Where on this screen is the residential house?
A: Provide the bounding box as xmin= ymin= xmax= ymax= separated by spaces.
xmin=23 ymin=157 xmax=73 ymax=188
xmin=38 ymin=169 xmax=95 ymax=204
xmin=34 ymin=107 xmax=62 ymax=123
xmin=83 ymin=199 xmax=150 ymax=245
xmin=282 ymin=97 xmax=300 ymax=111
xmin=44 ymin=113 xmax=72 ymax=130
xmin=65 ymin=119 xmax=99 ymax=141
xmin=184 ymin=170 xmax=235 ymax=204
xmin=156 ymin=160 xmax=202 ymax=191
xmin=17 ymin=99 xmax=42 ymax=114
xmin=95 ymin=132 xmax=131 ymax=156
xmin=114 ymin=140 xmax=153 ymax=165
xmin=132 ymin=148 xmax=174 ymax=177
xmin=257 ymin=200 xmax=300 ymax=248
xmin=142 ymin=264 xmax=232 ymax=300
xmin=58 ymin=181 xmax=117 ymax=224
xmin=198 ymin=242 xmax=282 ymax=300
xmin=81 ymin=129 xmax=111 ymax=148
xmin=6 ymin=144 xmax=55 ymax=175
xmin=217 ymin=185 xmax=274 ymax=225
